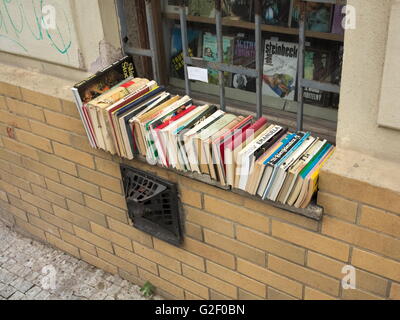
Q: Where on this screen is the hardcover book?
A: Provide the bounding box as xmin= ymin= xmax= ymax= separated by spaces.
xmin=170 ymin=27 xmax=202 ymax=80
xmin=202 ymin=33 xmax=234 ymax=86
xmin=262 ymin=0 xmax=292 ymax=26
xmin=188 ymin=0 xmax=215 ymax=18
xmin=232 ymin=38 xmax=256 ymax=92
xmin=222 ymin=0 xmax=253 ymax=22
xmin=291 ymin=0 xmax=333 ymax=33
xmin=262 ymin=39 xmax=299 ymax=101
xmin=303 ymin=48 xmax=332 ymax=107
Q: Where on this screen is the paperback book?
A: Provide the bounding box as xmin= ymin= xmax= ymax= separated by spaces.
xmin=232 ymin=37 xmax=256 ymax=92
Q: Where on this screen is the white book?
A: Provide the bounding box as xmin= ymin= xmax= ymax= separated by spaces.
xmin=236 ymin=124 xmax=280 ymax=190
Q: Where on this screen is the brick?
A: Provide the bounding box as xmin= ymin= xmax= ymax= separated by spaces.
xmin=97 ymin=248 xmax=138 ymax=275
xmin=138 ymin=268 xmax=184 ymax=299
xmin=159 ymin=266 xmax=209 ymax=299
xmin=7 ymin=98 xmax=44 ymax=121
xmin=94 ymin=157 xmax=121 ymax=178
xmin=69 ymin=134 xmax=112 ymax=160
xmin=37 ymin=151 xmax=77 ymax=176
xmin=236 ymin=225 xmax=306 ymax=265
xmin=0 ymin=168 xmax=31 ymax=192
xmin=0 ymin=199 xmax=27 ymax=221
xmin=182 ymin=264 xmax=237 ymax=298
xmin=185 ymin=206 xmax=234 ymax=237
xmin=187 ymin=291 xmax=205 ymax=300
xmin=20 ymin=190 xmax=52 ymax=213
xmin=14 ymin=129 xmax=52 ymax=153
xmin=45 ymin=232 xmax=79 ymax=258
xmin=60 ymin=172 xmax=100 ymax=198
xmin=360 ymin=205 xmax=400 ymax=238
xmin=45 ymin=178 xmax=84 ymax=204
xmin=0 ymin=148 xmax=22 ymax=166
xmin=31 ymin=184 xmax=66 ymax=208
xmin=351 ymin=248 xmax=400 ymax=282
xmin=0 ymin=190 xmax=7 ymax=202
xmin=180 ymin=188 xmax=202 ymax=208
xmin=204 ymin=229 xmax=265 ymax=266
xmin=0 ymin=158 xmax=9 ymax=172
xmin=153 ymin=237 xmax=204 ymax=271
xmin=342 ymin=288 xmax=384 ymax=300
xmin=268 ymin=255 xmax=339 ymax=297
xmin=73 ymin=226 xmax=113 ymax=253
xmin=8 ymin=195 xmax=39 ymax=217
xmin=390 ymin=283 xmax=400 ymax=300
xmin=61 ymin=99 xmax=80 ymax=119
xmin=28 ymin=214 xmax=60 ymax=237
xmin=237 ymin=258 xmax=303 ymax=298
xmin=319 ymin=171 xmax=400 ymax=216
xmin=0 ymin=81 xmax=21 ymax=99
xmin=0 ymin=110 xmax=30 ymax=131
xmin=30 ymin=120 xmax=71 ymax=145
xmin=100 ymin=188 xmax=127 ymax=210
xmin=90 ymin=222 xmax=132 ymax=251
xmin=114 ymin=245 xmax=157 ymax=274
xmin=67 ymin=199 xmax=107 ymax=227
xmin=238 ymin=289 xmax=263 ymax=300
xmin=317 ymin=191 xmax=358 ymax=223
xmin=2 ymin=137 xmax=38 ymax=160
xmin=304 ymin=287 xmax=336 ymax=300
xmin=204 ymin=195 xmax=269 ymax=233
xmin=59 ymin=230 xmax=96 ymax=255
xmin=107 ymin=217 xmax=153 ymax=247
xmin=206 ymin=261 xmax=266 ymax=298
xmin=84 ymin=195 xmax=127 ymax=223
xmin=133 ymin=241 xmax=181 ymax=273
xmin=185 ymin=222 xmax=203 ymax=241
xmin=243 ymin=198 xmax=319 ymax=231
xmin=80 ymin=250 xmax=118 ymax=274
xmin=183 ymin=237 xmax=235 ymax=269
xmin=0 ymin=95 xmax=6 ymax=109
xmin=267 ymin=287 xmax=297 ymax=300
xmin=78 ymin=166 xmax=122 ymax=193
xmin=307 ymin=251 xmax=389 ymax=297
xmin=39 ymin=209 xmax=73 ymax=233
xmin=179 ymin=175 xmax=244 ymax=206
xmin=0 ymin=179 xmax=21 ymax=198
xmin=322 ymin=216 xmax=400 ymax=260
xmin=9 ymin=163 xmax=46 ymax=187
xmin=15 ymin=217 xmax=46 ymax=241
xmin=272 ymin=220 xmax=350 ymax=261
xmin=20 ymin=88 xmax=62 ymax=111
xmin=53 ymin=205 xmax=90 ymax=230
xmin=22 ymin=158 xmax=59 ymax=182
xmin=54 ymin=142 xmax=95 ymax=169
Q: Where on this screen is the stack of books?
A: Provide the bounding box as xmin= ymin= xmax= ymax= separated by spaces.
xmin=72 ymin=56 xmax=335 ymax=209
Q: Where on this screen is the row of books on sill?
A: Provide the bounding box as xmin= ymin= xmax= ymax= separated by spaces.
xmin=71 ymin=57 xmax=335 ymax=209
xmin=170 ymin=28 xmax=343 ymax=108
xmin=166 ymin=0 xmax=346 ymax=35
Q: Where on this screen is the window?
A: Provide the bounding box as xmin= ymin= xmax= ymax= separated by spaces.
xmin=117 ymin=0 xmax=345 ymax=142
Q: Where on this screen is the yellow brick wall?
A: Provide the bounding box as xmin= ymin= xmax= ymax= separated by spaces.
xmin=0 ymin=80 xmax=399 ymax=300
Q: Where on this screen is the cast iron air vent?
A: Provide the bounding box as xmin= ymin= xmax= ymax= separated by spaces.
xmin=120 ymin=164 xmax=182 ymax=246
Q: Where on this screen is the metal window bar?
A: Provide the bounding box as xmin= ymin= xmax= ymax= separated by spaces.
xmin=116 ymin=0 xmax=161 ymax=84
xmin=297 ymin=0 xmax=346 ymax=130
xmin=179 ymin=0 xmax=264 ymax=118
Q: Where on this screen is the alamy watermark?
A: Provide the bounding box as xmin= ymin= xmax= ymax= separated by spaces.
xmin=41 ymin=5 xmax=56 ymax=30
xmin=40 ymin=265 xmax=57 ymax=291
xmin=341 ymin=265 xmax=356 ymax=290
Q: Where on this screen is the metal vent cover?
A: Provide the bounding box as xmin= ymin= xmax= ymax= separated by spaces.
xmin=120 ymin=164 xmax=182 ymax=246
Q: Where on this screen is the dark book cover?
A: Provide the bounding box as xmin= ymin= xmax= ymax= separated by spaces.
xmin=232 ymin=37 xmax=256 ymax=92
xmin=303 ymin=48 xmax=332 ymax=107
xmin=262 ymin=0 xmax=291 ymax=26
xmin=291 ymin=0 xmax=333 ymax=33
xmin=170 ymin=27 xmax=202 ymax=80
xmin=222 ymin=0 xmax=253 ymax=22
xmin=254 ymin=126 xmax=288 ymax=160
xmin=73 ymin=56 xmax=136 ymax=104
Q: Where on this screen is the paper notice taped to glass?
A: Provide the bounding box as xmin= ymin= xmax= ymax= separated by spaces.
xmin=187 ymin=66 xmax=209 ymax=83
